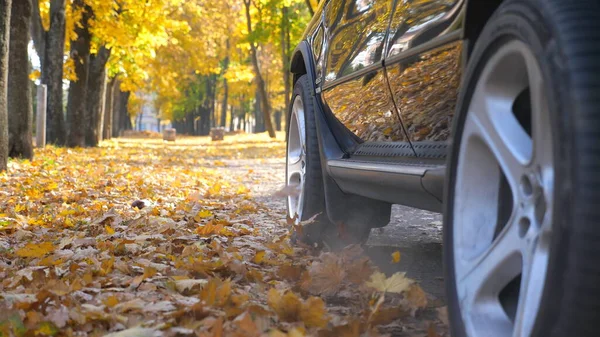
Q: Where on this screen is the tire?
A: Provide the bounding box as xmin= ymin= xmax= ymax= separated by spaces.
xmin=286 ymin=74 xmax=370 ymax=248
xmin=444 ymin=1 xmax=600 ymax=337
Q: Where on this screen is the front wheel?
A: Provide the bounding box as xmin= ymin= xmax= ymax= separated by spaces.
xmin=444 ymin=1 xmax=600 ymax=336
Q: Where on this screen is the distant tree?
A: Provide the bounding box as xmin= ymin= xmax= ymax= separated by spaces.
xmin=243 ymin=0 xmax=276 ymax=138
xmin=66 ymin=0 xmax=91 ymax=148
xmin=31 ymin=0 xmax=67 ymax=145
xmin=0 ymin=0 xmax=11 ymax=172
xmin=8 ymin=0 xmax=33 ymax=160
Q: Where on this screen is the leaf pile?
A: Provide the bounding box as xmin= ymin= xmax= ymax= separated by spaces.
xmin=0 ymin=134 xmax=445 ymax=336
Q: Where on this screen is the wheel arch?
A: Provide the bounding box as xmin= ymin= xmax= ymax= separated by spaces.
xmin=464 ymin=0 xmax=505 ymax=56
xmin=290 ymin=41 xmax=316 ymax=93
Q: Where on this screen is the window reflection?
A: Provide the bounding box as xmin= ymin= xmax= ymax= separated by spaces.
xmin=324 ymin=0 xmax=393 ymax=82
xmin=387 ymin=0 xmax=462 ymax=57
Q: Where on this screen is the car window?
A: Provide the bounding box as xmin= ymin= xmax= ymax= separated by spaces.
xmin=323 ymin=0 xmax=393 ymax=83
xmin=387 ymin=0 xmax=462 ymax=57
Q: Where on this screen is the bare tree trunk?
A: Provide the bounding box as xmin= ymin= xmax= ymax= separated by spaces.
xmin=103 ymin=77 xmax=115 ymax=140
xmin=42 ymin=0 xmax=66 ymax=145
xmin=66 ymin=0 xmax=91 ymax=147
xmin=0 ymin=0 xmax=11 ymax=172
xmin=85 ymin=46 xmax=110 ymax=146
xmin=243 ymin=0 xmax=276 ymax=138
xmin=8 ymin=0 xmax=33 ymax=159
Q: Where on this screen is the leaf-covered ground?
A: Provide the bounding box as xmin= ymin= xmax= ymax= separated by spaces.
xmin=0 ymin=134 xmax=447 ymax=337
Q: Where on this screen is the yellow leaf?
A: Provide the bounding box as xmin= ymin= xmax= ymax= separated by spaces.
xmin=16 ymin=242 xmax=54 ymax=258
xmin=35 ymin=321 xmax=58 ymax=336
xmin=29 ymin=69 xmax=41 ymax=81
xmin=104 ymin=296 xmax=119 ymax=307
xmin=391 ymin=251 xmax=401 ymax=264
xmin=405 ymin=284 xmax=428 ymax=311
xmin=366 ymin=272 xmax=414 ymax=294
xmin=194 ymin=209 xmax=213 ymax=221
xmin=300 ymin=297 xmax=329 ymax=328
xmin=253 ymin=251 xmax=266 ymax=264
xmin=267 ymin=289 xmax=302 ymax=322
xmin=105 ymin=225 xmax=115 ymax=234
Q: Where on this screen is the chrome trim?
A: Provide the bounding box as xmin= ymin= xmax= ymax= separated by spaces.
xmin=328 ymin=159 xmax=440 ymax=176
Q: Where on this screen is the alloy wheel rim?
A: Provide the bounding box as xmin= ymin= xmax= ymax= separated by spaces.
xmin=453 ymin=40 xmax=554 ymax=337
xmin=287 ymin=95 xmax=307 ymax=222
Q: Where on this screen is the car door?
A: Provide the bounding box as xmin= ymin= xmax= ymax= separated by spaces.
xmin=384 ymin=0 xmax=465 ymax=157
xmin=320 ymin=0 xmax=411 ymax=144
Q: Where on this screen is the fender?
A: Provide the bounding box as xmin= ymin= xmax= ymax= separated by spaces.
xmin=289 ymin=41 xmax=392 ymax=229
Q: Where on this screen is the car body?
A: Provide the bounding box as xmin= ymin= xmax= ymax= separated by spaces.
xmin=289 ymin=0 xmax=474 ymax=225
xmin=286 ymin=1 xmax=600 ymax=337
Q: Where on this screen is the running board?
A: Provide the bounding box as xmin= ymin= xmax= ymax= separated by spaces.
xmin=327 ymin=159 xmax=445 ymax=212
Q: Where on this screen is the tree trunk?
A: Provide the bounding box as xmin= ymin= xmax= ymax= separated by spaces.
xmin=0 ymin=0 xmax=11 ymax=172
xmin=274 ymin=110 xmax=282 ymax=131
xmin=41 ymin=0 xmax=66 ymax=145
xmin=85 ymin=46 xmax=110 ymax=146
xmin=7 ymin=0 xmax=33 ymax=159
xmin=229 ymin=105 xmax=234 ymax=131
xmin=243 ymin=0 xmax=276 ymax=138
xmin=111 ymin=79 xmax=121 ymax=138
xmin=220 ymin=39 xmax=230 ymax=128
xmin=282 ymin=6 xmax=291 ymax=135
xmin=254 ymin=89 xmax=264 ymax=133
xmin=66 ymin=0 xmax=91 ymax=147
xmin=220 ymin=77 xmax=228 ymax=127
xmin=30 ymin=0 xmax=44 ymax=68
xmin=118 ymin=90 xmax=131 ymax=133
xmin=103 ymin=77 xmax=115 ymax=140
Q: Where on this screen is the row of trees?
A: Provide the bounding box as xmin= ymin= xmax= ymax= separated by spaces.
xmin=0 ymin=0 xmax=317 ymax=171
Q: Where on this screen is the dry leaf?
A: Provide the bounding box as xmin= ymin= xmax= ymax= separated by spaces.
xmin=391 ymin=251 xmax=401 ymax=264
xmin=300 ymin=297 xmax=329 ymax=328
xmin=305 ymin=254 xmax=346 ymax=295
xmin=15 ymin=242 xmax=54 ymax=258
xmin=405 ymin=284 xmax=428 ymax=312
xmin=104 ymin=327 xmax=160 ymax=337
xmin=366 ymin=272 xmax=414 ymax=294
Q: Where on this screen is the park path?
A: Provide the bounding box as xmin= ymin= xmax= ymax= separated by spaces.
xmin=0 ymin=134 xmax=447 ymax=337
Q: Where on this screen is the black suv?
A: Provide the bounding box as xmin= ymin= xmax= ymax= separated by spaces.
xmin=285 ymin=0 xmax=600 ymax=336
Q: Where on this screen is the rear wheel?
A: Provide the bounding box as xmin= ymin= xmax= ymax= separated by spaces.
xmin=445 ymin=1 xmax=600 ymax=336
xmin=286 ymin=75 xmax=371 ymax=248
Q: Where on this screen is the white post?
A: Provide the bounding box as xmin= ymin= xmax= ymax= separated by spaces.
xmin=36 ymin=84 xmax=47 ymax=148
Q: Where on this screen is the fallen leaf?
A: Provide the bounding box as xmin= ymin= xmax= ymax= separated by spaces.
xmin=391 ymin=251 xmax=401 ymax=264
xmin=300 ymin=297 xmax=328 ymax=328
xmin=104 ymin=327 xmax=161 ymax=337
xmin=15 ymin=242 xmax=54 ymax=258
xmin=405 ymin=284 xmax=428 ymax=312
xmin=366 ymin=272 xmax=414 ymax=294
xmin=175 ymin=279 xmax=208 ymax=294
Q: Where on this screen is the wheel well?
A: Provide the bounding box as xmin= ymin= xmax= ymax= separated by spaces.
xmin=290 ymin=51 xmax=307 ymax=85
xmin=464 ymin=0 xmax=504 ymax=56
